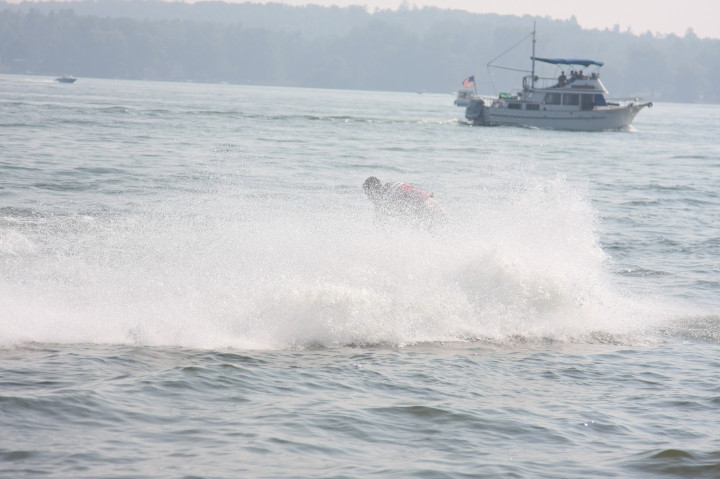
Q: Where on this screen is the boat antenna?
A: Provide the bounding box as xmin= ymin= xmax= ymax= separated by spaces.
xmin=485 ymin=28 xmax=535 ymax=93
xmin=531 ymin=22 xmax=536 ymax=88
xmin=486 ymin=31 xmax=534 ymax=68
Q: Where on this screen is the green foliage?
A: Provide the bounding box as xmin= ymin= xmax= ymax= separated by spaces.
xmin=0 ymin=1 xmax=717 ymax=102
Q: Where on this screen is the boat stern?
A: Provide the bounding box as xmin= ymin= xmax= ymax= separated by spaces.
xmin=464 ymin=98 xmax=487 ymax=125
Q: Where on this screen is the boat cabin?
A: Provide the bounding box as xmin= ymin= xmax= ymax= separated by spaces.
xmin=492 ymin=58 xmax=616 ymax=112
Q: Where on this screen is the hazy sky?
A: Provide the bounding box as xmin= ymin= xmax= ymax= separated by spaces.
xmin=239 ymin=0 xmax=719 ymax=39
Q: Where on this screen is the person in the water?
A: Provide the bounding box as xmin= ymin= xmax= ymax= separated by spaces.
xmin=362 ymin=176 xmax=445 ymax=229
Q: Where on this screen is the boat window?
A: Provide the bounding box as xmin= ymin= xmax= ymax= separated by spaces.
xmin=562 ymin=94 xmax=580 ymax=106
xmin=544 ymin=93 xmax=561 ymax=105
xmin=508 ymin=103 xmax=522 ymax=110
xmin=594 ymin=94 xmax=607 ymax=106
xmin=526 ymin=104 xmax=540 ymax=111
xmin=581 ymin=95 xmax=595 ymax=110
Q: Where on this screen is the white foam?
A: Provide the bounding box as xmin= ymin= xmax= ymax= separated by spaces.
xmin=0 ymin=175 xmax=673 ymax=350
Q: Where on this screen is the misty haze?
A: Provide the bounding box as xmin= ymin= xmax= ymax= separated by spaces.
xmin=1 ymin=0 xmax=717 ymax=103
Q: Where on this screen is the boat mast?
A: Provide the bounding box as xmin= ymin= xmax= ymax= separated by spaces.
xmin=531 ymin=22 xmax=536 ymax=88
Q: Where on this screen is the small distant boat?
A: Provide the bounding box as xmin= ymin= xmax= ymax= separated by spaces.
xmin=55 ymin=75 xmax=77 ymax=83
xmin=459 ymin=26 xmax=652 ymax=131
xmin=454 ymin=75 xmax=478 ymax=106
xmin=454 ymin=88 xmax=477 ymax=107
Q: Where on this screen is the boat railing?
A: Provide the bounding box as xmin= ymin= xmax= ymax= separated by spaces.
xmin=605 ymin=97 xmax=648 ymax=107
xmin=608 ymin=97 xmax=642 ymax=102
xmin=523 ymin=76 xmax=567 ymax=90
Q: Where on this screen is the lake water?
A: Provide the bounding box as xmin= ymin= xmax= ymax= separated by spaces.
xmin=1 ymin=74 xmax=719 ymax=478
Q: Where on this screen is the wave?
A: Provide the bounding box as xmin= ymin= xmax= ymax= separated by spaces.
xmin=0 ymin=175 xmax=692 ymax=350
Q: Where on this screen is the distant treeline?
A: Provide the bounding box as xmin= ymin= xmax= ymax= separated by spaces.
xmin=1 ymin=1 xmax=718 ymax=103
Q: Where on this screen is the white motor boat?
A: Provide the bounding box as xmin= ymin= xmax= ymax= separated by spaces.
xmin=462 ymin=28 xmax=652 ymax=130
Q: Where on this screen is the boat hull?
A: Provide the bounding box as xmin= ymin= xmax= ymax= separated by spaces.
xmin=465 ymin=99 xmax=652 ymax=131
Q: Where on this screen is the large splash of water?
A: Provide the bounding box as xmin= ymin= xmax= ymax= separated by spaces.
xmin=0 ymin=173 xmax=672 ymax=349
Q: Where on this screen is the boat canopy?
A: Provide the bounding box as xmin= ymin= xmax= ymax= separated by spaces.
xmin=532 ymin=57 xmax=604 ymax=67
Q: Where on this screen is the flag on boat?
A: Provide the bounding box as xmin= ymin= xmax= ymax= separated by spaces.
xmin=462 ymin=75 xmax=475 ymax=88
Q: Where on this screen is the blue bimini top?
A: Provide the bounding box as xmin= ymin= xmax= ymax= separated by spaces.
xmin=532 ymin=57 xmax=604 ymax=67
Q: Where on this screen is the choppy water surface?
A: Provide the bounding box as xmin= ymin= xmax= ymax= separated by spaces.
xmin=1 ymin=74 xmax=719 ymax=478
